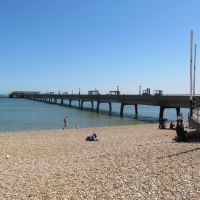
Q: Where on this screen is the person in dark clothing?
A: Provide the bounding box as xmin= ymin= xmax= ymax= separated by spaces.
xmin=159 ymin=118 xmax=167 ymax=129
xmin=85 ymin=133 xmax=98 ymax=141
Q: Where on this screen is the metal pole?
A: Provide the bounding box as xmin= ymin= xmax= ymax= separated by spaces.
xmin=193 ymin=44 xmax=197 ymax=97
xmin=190 ymin=30 xmax=193 ymax=117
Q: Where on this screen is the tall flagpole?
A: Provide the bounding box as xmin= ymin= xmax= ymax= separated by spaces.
xmin=190 ymin=30 xmax=193 ymax=117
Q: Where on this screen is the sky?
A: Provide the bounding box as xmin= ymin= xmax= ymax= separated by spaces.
xmin=0 ymin=0 xmax=200 ymax=95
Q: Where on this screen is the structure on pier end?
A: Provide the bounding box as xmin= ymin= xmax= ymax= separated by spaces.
xmin=9 ymin=91 xmax=40 ymax=98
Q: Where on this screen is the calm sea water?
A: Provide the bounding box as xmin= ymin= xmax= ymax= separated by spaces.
xmin=0 ymin=97 xmax=189 ymax=133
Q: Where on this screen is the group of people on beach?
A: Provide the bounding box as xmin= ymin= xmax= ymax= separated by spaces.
xmin=158 ymin=111 xmax=198 ymax=142
xmin=62 ymin=116 xmax=98 ymax=141
xmin=168 ymin=113 xmax=184 ymax=130
xmin=159 ymin=113 xmax=184 ymax=130
xmin=157 ymin=114 xmax=185 ymax=141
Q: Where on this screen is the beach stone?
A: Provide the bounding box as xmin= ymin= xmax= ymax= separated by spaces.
xmin=0 ymin=124 xmax=200 ymax=199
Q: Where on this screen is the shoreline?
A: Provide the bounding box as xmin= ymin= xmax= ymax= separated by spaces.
xmin=1 ymin=124 xmax=200 ymax=199
xmin=0 ymin=119 xmax=189 ymax=134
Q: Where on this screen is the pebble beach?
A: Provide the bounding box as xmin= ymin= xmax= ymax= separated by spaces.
xmin=1 ymin=124 xmax=200 ymax=199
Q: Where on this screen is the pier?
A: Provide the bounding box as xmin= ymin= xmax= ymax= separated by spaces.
xmin=12 ymin=91 xmax=196 ymax=119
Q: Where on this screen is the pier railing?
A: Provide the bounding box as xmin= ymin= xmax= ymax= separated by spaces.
xmin=192 ymin=99 xmax=200 ymax=121
xmin=188 ymin=97 xmax=200 ymax=132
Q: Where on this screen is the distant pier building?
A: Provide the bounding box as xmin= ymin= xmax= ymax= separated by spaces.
xmin=9 ymin=91 xmax=40 ymax=98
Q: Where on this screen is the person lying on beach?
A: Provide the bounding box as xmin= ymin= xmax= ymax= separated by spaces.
xmin=184 ymin=124 xmax=194 ymax=129
xmin=85 ymin=133 xmax=99 ymax=141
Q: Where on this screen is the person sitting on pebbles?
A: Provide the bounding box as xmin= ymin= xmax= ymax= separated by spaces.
xmin=85 ymin=133 xmax=99 ymax=141
xmin=170 ymin=122 xmax=176 ymax=130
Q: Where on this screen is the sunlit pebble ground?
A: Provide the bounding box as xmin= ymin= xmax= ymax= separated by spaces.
xmin=0 ymin=124 xmax=200 ymax=199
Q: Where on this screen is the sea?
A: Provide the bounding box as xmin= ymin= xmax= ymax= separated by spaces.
xmin=0 ymin=95 xmax=190 ymax=133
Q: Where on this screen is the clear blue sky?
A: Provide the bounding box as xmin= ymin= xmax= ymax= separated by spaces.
xmin=0 ymin=0 xmax=199 ymax=95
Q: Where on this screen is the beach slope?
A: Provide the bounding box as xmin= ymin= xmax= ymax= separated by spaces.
xmin=0 ymin=124 xmax=200 ymax=199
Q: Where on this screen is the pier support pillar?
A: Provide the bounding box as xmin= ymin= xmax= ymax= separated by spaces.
xmin=81 ymin=100 xmax=84 ymax=109
xmin=69 ymin=100 xmax=72 ymax=107
xmin=97 ymin=102 xmax=100 ymax=113
xmin=176 ymin=107 xmax=180 ymax=117
xmin=135 ymin=104 xmax=138 ymax=115
xmin=159 ymin=106 xmax=165 ymax=119
xmin=120 ymin=103 xmax=124 ymax=117
xmin=109 ymin=102 xmax=112 ymax=115
xmin=61 ymin=99 xmax=63 ymax=105
xmin=91 ymin=101 xmax=94 ymax=109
